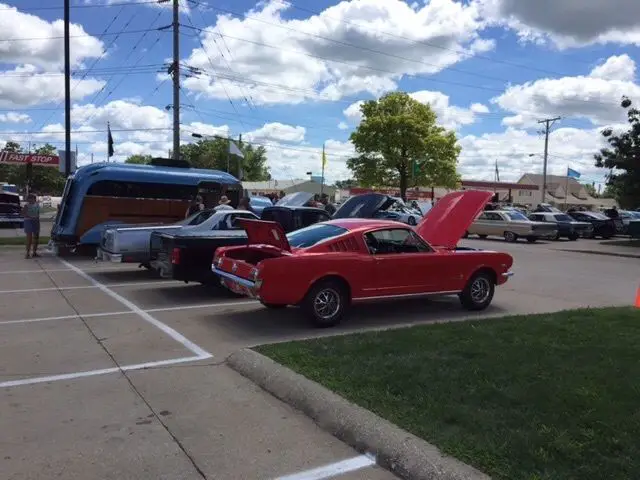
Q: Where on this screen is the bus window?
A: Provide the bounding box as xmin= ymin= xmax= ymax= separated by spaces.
xmin=86 ymin=180 xmax=194 ymax=200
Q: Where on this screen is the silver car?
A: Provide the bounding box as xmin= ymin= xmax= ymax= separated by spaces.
xmin=467 ymin=210 xmax=558 ymax=243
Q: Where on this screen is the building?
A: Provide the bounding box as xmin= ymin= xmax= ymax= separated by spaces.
xmin=242 ymin=179 xmax=337 ymax=198
xmin=516 ymin=174 xmax=617 ymax=210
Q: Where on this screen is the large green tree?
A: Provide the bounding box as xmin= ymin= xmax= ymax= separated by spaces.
xmin=594 ymin=96 xmax=640 ymax=208
xmin=180 ymin=137 xmax=271 ymax=181
xmin=348 ymin=91 xmax=461 ymax=200
xmin=125 ymin=154 xmax=153 ymax=165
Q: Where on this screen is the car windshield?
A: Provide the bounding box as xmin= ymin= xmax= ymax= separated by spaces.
xmin=506 ymin=212 xmax=528 ymax=221
xmin=286 ymin=224 xmax=348 ymax=248
xmin=554 ymin=214 xmax=572 ymax=222
xmin=584 ymin=211 xmax=609 ymax=220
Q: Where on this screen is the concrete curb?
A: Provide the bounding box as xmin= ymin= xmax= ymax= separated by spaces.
xmin=227 ymin=348 xmax=489 ymax=480
xmin=558 ymin=248 xmax=640 ymax=259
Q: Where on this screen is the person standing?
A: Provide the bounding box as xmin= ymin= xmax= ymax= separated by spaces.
xmin=238 ymin=196 xmax=256 ymax=214
xmin=185 ymin=195 xmax=204 ymax=218
xmin=214 ymin=195 xmax=234 ymax=211
xmin=22 ymin=193 xmax=40 ymax=259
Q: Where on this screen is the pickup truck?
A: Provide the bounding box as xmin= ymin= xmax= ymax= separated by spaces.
xmin=96 ymin=208 xmax=217 ymax=265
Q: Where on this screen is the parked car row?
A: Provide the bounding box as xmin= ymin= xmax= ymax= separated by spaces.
xmin=96 ymin=191 xmax=515 ymax=327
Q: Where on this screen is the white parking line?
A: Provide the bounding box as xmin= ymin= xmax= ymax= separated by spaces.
xmin=0 ymin=356 xmax=204 ymax=388
xmin=0 ymin=280 xmax=175 ymax=294
xmin=0 ymin=311 xmax=131 ymax=326
xmin=0 ymin=266 xmax=128 ymax=275
xmin=61 ymin=260 xmax=211 ymax=359
xmin=275 ymin=455 xmax=376 ymax=480
xmin=0 ymin=301 xmax=258 ymax=326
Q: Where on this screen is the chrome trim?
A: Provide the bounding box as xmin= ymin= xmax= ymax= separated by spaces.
xmin=502 ymin=271 xmax=514 ymax=278
xmin=96 ymin=248 xmax=123 ymax=263
xmin=213 ymin=267 xmax=256 ymax=289
xmin=352 ymin=290 xmax=461 ymax=301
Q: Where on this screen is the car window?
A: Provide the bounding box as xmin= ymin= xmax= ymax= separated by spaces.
xmin=189 ymin=210 xmax=215 ymax=225
xmin=553 ymin=214 xmax=572 ymax=222
xmin=506 ymin=212 xmax=528 ymax=221
xmin=286 ymin=224 xmax=348 ymax=248
xmin=226 ymin=212 xmax=257 ymax=230
xmin=300 ymin=209 xmax=331 ymax=227
xmin=364 ymin=228 xmax=431 ymax=255
xmin=529 ymin=213 xmax=543 ymax=221
xmin=485 ymin=212 xmax=503 ymax=221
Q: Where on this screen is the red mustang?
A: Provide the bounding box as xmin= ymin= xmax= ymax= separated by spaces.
xmin=212 ymin=190 xmax=514 ymax=327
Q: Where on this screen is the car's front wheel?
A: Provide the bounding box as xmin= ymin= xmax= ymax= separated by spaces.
xmin=504 ymin=231 xmax=518 ymax=242
xmin=302 ymin=279 xmax=349 ymax=328
xmin=459 ymin=271 xmax=495 ymax=311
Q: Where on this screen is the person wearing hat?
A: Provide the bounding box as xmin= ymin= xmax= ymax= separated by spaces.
xmin=214 ymin=195 xmax=233 ymax=211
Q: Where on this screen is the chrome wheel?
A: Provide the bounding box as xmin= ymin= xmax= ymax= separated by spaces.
xmin=470 ymin=277 xmax=491 ymax=304
xmin=313 ymin=288 xmax=340 ymax=320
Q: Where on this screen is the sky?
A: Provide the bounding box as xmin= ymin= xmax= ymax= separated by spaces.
xmin=0 ymin=0 xmax=639 ymax=188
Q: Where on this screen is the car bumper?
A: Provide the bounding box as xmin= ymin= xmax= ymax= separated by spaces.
xmin=0 ymin=217 xmax=23 ymax=225
xmin=96 ymin=248 xmax=123 ymax=263
xmin=213 ymin=267 xmax=258 ymax=298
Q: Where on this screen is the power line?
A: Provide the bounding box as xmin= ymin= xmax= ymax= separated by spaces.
xmin=0 ymin=1 xmax=164 ymax=12
xmin=0 ymin=27 xmax=164 ymax=42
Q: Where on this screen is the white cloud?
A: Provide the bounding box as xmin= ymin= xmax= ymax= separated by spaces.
xmin=0 ymin=112 xmax=31 ymax=124
xmin=0 ymin=3 xmax=104 ymax=69
xmin=409 ymin=90 xmax=488 ymax=129
xmin=478 ymin=0 xmax=640 ymax=48
xmin=493 ymin=55 xmax=640 ymax=127
xmin=590 ymin=54 xmax=636 ymax=82
xmin=342 ymin=92 xmax=488 ymax=130
xmin=457 ymin=126 xmax=615 ymax=182
xmin=337 ymin=121 xmax=349 ymax=130
xmin=244 ymin=122 xmax=306 ymax=143
xmin=0 ymin=65 xmax=105 ymax=108
xmin=182 ymin=0 xmax=492 ymax=105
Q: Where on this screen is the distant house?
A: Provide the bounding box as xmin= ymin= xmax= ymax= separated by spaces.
xmin=242 ymin=179 xmax=337 ymax=198
xmin=516 ymin=173 xmax=617 ymax=209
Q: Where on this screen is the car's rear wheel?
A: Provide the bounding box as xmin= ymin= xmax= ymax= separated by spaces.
xmin=504 ymin=231 xmax=517 ymax=242
xmin=459 ymin=271 xmax=495 ymax=311
xmin=302 ymin=279 xmax=349 ymax=328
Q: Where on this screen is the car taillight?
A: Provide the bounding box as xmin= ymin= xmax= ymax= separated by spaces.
xmin=249 ymin=267 xmax=259 ymax=281
xmin=171 ymin=247 xmax=181 ymax=265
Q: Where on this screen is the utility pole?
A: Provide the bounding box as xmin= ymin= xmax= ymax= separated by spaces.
xmin=537 ymin=117 xmax=561 ymax=204
xmin=171 ymin=0 xmax=180 ymax=160
xmin=64 ymin=0 xmax=71 ymax=175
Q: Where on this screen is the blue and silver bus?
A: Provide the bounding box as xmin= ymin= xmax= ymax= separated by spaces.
xmin=51 ymin=161 xmax=242 ymax=252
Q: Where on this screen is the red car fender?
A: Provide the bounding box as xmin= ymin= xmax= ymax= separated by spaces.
xmin=459 ymin=251 xmax=513 ymax=286
xmin=256 ymin=253 xmax=361 ymax=306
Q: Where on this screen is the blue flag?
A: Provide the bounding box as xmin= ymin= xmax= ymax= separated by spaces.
xmin=567 ymin=167 xmax=581 ymax=179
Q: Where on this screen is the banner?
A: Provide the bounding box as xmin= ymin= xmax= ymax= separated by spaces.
xmin=0 ymin=151 xmax=60 ymax=167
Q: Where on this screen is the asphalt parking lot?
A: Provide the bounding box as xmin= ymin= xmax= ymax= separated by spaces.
xmin=0 ymin=240 xmax=638 ymax=480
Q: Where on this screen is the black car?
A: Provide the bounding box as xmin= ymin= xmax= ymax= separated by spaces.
xmin=566 ymin=210 xmax=617 ymax=239
xmin=527 ymin=212 xmax=593 ymax=240
xmin=150 ymin=192 xmax=331 ymax=285
xmin=0 ymin=192 xmax=24 ymax=228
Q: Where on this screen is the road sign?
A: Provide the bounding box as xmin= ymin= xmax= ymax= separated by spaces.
xmin=0 ymin=151 xmax=60 ymax=167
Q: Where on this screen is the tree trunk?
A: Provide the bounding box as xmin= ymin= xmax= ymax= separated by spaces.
xmin=399 ymin=170 xmax=407 ymax=202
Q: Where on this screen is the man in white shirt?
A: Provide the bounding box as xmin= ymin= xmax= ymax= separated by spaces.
xmin=214 ymin=195 xmax=234 ymax=211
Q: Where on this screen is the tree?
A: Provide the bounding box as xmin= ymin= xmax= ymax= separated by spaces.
xmin=180 ymin=138 xmax=271 ymax=181
xmin=594 ymin=96 xmax=640 ymax=208
xmin=584 ymin=183 xmax=599 ymax=198
xmin=0 ymin=141 xmax=21 ymax=185
xmin=125 ymin=154 xmax=153 ymax=165
xmin=334 ymin=179 xmax=357 ymax=189
xmin=1 ymin=142 xmax=65 ymax=194
xmin=348 ymin=92 xmax=461 ymax=200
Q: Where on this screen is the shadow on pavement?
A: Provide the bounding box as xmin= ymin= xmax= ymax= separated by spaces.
xmin=198 ymin=297 xmax=512 ymax=346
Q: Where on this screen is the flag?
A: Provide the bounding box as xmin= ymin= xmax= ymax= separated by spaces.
xmin=321 ymin=144 xmax=327 ymax=170
xmin=567 ymin=167 xmax=581 ymax=179
xmin=107 ymin=122 xmax=114 ymax=158
xmin=229 ymin=140 xmax=244 ymax=158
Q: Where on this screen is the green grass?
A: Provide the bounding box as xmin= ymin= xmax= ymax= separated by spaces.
xmin=257 ymin=307 xmax=640 ymax=480
xmin=0 ymin=236 xmax=50 ymax=246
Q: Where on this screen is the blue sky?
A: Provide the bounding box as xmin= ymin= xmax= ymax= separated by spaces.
xmin=1 ymin=0 xmax=639 ymax=188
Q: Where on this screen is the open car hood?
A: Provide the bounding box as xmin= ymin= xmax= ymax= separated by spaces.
xmin=332 ymin=193 xmax=395 ymax=219
xmin=416 ymin=190 xmax=493 ymax=249
xmin=237 ymin=218 xmax=291 ymax=251
xmin=275 ymin=191 xmax=313 ymax=207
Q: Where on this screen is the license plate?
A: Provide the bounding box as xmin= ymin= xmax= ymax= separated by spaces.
xmin=223 ymin=279 xmax=254 ymax=297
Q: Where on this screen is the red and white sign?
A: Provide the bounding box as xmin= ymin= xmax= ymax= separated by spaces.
xmin=0 ymin=151 xmax=60 ymax=167
xmin=349 ymin=187 xmax=434 ymax=200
